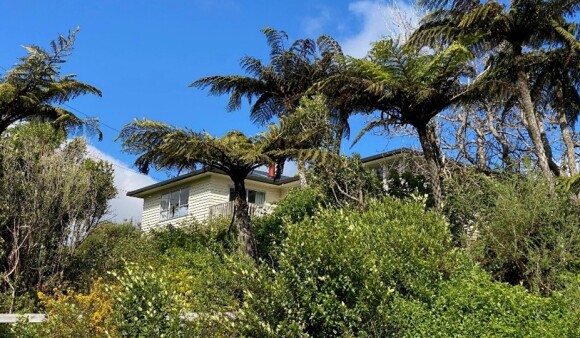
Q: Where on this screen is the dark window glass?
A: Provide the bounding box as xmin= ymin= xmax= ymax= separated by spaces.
xmin=247 ymin=190 xmax=256 ymax=203
xmin=160 ymin=188 xmax=189 ymax=220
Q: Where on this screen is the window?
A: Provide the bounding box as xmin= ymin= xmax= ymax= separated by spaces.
xmin=160 ymin=188 xmax=189 ymax=220
xmin=374 ymin=166 xmax=384 ymax=180
xmin=229 ymin=188 xmax=266 ymax=205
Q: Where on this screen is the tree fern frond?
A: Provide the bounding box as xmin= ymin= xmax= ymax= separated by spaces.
xmin=50 ymin=107 xmax=103 ymax=141
xmin=552 ymin=19 xmax=580 ymax=52
xmin=261 ymin=27 xmax=289 ymax=58
xmin=0 ymin=29 xmax=101 ymax=137
xmin=351 ymin=119 xmax=389 ymax=147
xmin=250 ymin=93 xmax=281 ymax=125
xmin=317 ymin=35 xmax=344 ymax=56
xmin=290 ymin=38 xmax=317 ymax=59
xmin=239 ymin=56 xmax=265 ymax=77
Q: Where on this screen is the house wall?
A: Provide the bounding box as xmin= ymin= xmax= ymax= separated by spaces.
xmin=140 ymin=176 xmax=212 ymax=232
xmin=209 ymin=175 xmax=284 ymax=204
xmin=139 ymin=174 xmax=291 ymax=232
xmin=141 ymin=194 xmax=161 ymax=232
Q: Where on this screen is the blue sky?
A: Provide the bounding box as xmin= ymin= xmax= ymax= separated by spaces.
xmin=1 ymin=0 xmax=419 ymax=222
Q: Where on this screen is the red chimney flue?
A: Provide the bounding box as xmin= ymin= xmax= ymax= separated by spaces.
xmin=268 ymin=163 xmax=276 ymax=178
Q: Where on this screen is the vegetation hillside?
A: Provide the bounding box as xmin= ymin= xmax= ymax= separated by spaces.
xmin=1 ymin=1 xmax=580 ymax=336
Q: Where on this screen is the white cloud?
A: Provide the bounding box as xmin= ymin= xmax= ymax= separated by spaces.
xmin=341 ymin=1 xmax=422 ymax=57
xmin=87 ymin=145 xmax=157 ymax=225
xmin=302 ymin=7 xmax=332 ymax=36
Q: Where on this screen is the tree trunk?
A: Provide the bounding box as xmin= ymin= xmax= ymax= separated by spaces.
xmin=297 ymin=159 xmax=308 ymax=187
xmin=485 ymin=104 xmax=513 ymax=170
xmin=555 ymin=80 xmax=577 ymax=176
xmin=514 ymin=55 xmax=553 ymax=179
xmin=417 ymin=125 xmax=443 ymax=209
xmin=538 ymin=118 xmax=561 ymax=176
xmin=332 ymin=114 xmax=348 ymax=154
xmin=232 ymin=178 xmax=256 ymax=259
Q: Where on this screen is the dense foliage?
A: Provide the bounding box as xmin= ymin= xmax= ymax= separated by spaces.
xmin=445 ymin=171 xmax=580 ymax=294
xmin=0 ymin=29 xmax=101 ymax=137
xmin=307 ymin=154 xmax=383 ymax=209
xmin=254 ymin=187 xmax=323 ymax=264
xmin=2 ymin=2 xmax=580 ymax=336
xmin=0 ymin=123 xmax=115 ymax=309
xmin=8 ymin=189 xmax=577 ymax=337
xmin=242 ymin=198 xmax=459 ymax=336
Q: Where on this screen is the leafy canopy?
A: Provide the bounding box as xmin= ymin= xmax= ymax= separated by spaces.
xmin=0 ymin=28 xmax=102 ymax=138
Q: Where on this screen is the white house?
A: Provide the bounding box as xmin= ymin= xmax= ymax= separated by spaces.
xmin=127 ymin=148 xmax=420 ymax=231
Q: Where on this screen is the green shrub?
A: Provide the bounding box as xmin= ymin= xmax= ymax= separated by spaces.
xmin=390 ymin=269 xmax=579 ymax=337
xmin=384 ymin=170 xmax=429 ymax=201
xmin=108 ymin=263 xmax=186 ymax=338
xmin=65 ymin=222 xmax=146 ymax=290
xmin=445 ymin=171 xmax=580 ymax=294
xmin=243 ymin=197 xmax=460 ymax=336
xmin=122 ymin=221 xmax=253 ymax=336
xmin=308 ymin=154 xmax=383 ymax=209
xmin=254 ymin=187 xmax=323 ymax=264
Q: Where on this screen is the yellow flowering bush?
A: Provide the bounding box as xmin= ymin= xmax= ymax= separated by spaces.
xmin=108 ymin=263 xmax=186 ymax=338
xmin=14 ymin=278 xmax=116 ymax=337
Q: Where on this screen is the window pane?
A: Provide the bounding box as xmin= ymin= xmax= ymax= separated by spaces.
xmin=255 ymin=191 xmax=266 ymax=205
xmin=374 ymin=167 xmax=383 ymax=180
xmin=160 ymin=194 xmax=169 ymax=211
xmin=170 ymin=204 xmax=178 ymax=218
xmin=229 ymin=187 xmax=235 ymax=201
xmin=179 ymin=205 xmax=188 ymax=217
xmin=180 ymin=188 xmax=189 ymax=205
xmin=160 ymin=210 xmax=168 ymax=220
xmin=170 ymin=191 xmax=180 ymax=207
xmin=247 ymin=190 xmax=256 ymax=203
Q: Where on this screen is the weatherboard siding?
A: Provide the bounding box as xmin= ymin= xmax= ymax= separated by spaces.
xmin=210 ymin=176 xmax=283 ymax=204
xmin=209 ymin=176 xmax=231 ymax=206
xmin=189 ymin=176 xmax=212 ymax=221
xmin=139 ymin=173 xmax=294 ymax=232
xmin=140 ymin=177 xmax=209 ymax=231
xmin=141 ymin=195 xmax=161 ymax=232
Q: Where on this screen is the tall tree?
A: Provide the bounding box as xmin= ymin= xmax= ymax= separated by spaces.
xmin=531 ymin=46 xmax=580 ymax=175
xmin=411 ymin=0 xmax=580 ymax=178
xmin=0 ymin=29 xmax=102 ymax=137
xmin=349 ymin=39 xmax=473 ymax=208
xmin=118 ymin=119 xmax=315 ymax=259
xmin=191 ymin=29 xmax=359 ymax=156
xmin=0 ymin=123 xmax=115 ymax=310
xmin=191 ymin=28 xmax=320 ymax=124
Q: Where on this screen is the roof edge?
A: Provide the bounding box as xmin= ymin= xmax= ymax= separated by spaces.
xmin=127 ymin=168 xmax=299 ymax=197
xmin=127 ymin=148 xmax=416 ymax=198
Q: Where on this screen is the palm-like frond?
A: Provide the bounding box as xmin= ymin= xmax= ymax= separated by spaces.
xmin=190 ymin=75 xmax=267 ymax=112
xmin=0 ymin=29 xmax=102 ymax=136
xmin=261 ymin=27 xmax=289 ymax=58
xmin=317 ymin=35 xmax=344 ymax=57
xmin=193 ymin=28 xmax=361 ymax=150
xmin=349 ymin=38 xmax=473 ymax=129
xmin=117 ymin=115 xmax=323 ymax=179
xmin=530 ymin=46 xmax=580 ymax=126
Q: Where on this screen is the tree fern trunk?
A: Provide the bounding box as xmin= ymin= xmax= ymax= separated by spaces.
xmin=417 ymin=125 xmax=443 ymax=209
xmin=538 ymin=116 xmax=561 ymax=176
xmin=232 ymin=178 xmax=256 ymax=259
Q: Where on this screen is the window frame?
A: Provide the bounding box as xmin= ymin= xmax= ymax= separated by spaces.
xmin=229 ymin=187 xmax=266 ymax=205
xmin=160 ymin=187 xmax=189 ymax=221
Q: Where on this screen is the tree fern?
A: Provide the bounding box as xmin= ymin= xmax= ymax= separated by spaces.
xmin=0 ymin=28 xmax=102 ymax=137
